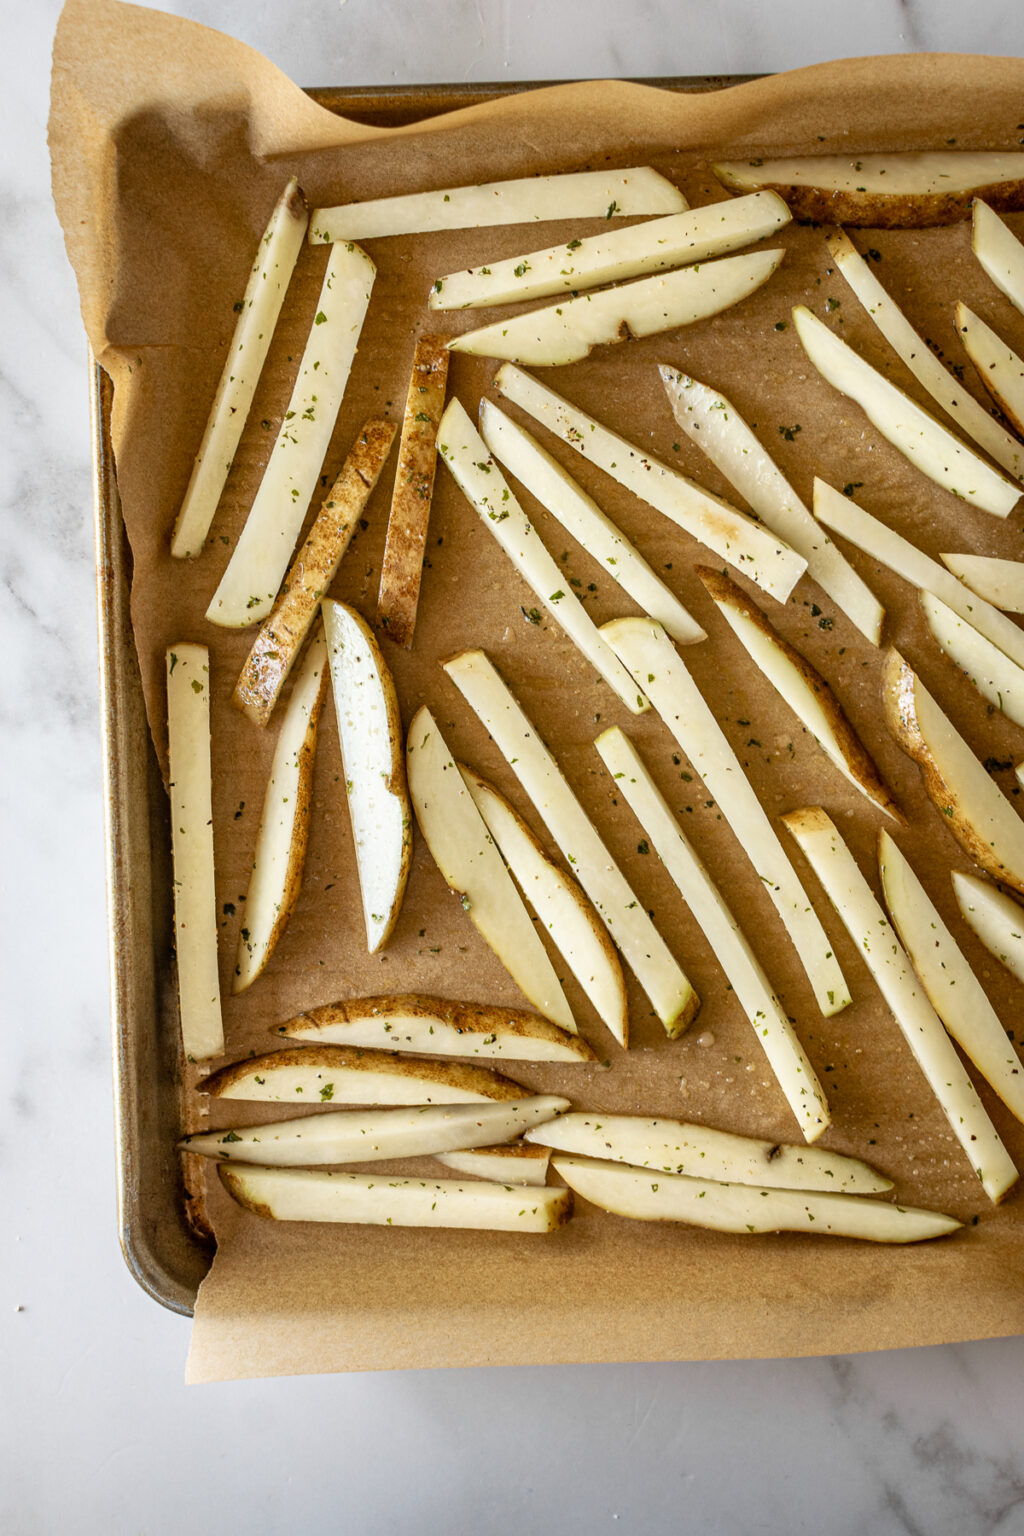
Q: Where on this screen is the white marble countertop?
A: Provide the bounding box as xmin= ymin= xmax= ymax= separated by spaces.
xmin=7 ymin=1 xmax=1024 ymax=1530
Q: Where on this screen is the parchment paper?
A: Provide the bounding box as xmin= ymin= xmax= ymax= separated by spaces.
xmin=50 ymin=0 xmax=1024 ymax=1381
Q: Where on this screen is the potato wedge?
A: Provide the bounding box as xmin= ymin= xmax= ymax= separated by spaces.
xmin=324 ymin=600 xmax=411 ymax=953
xmin=601 ymin=618 xmax=851 ymax=1018
xmin=955 ymin=301 xmax=1024 ymax=438
xmin=713 ymin=152 xmax=1024 ymax=227
xmin=782 ymin=806 xmax=1018 ymax=1203
xmin=879 ymin=832 xmax=1024 ymax=1125
xmin=201 ymin=1046 xmax=528 ymax=1106
xmin=406 ymin=706 xmax=575 ymax=1031
xmin=232 ymin=419 xmax=396 ymax=726
xmin=493 ymin=363 xmax=807 ymax=603
xmin=940 ymin=551 xmax=1024 ymax=614
xmin=220 ymin=1163 xmax=572 ymax=1231
xmin=376 ymin=336 xmax=449 ymax=648
xmin=920 ymin=589 xmax=1024 ymax=728
xmin=233 ymin=627 xmax=329 ymax=993
xmin=279 ymin=993 xmax=596 ymax=1062
xmin=166 ymin=644 xmax=224 ymax=1060
xmin=206 ymin=240 xmax=375 ymax=627
xmin=433 ymin=1143 xmax=552 ymax=1185
xmin=553 ymin=1155 xmax=959 ymax=1242
xmin=443 ymin=649 xmax=699 ymax=1038
xmin=697 ymin=566 xmax=902 ymax=819
xmin=171 ymin=179 xmax=308 ymax=559
xmin=973 ymin=199 xmax=1024 ymax=314
xmin=309 ymin=167 xmax=686 ymax=242
xmin=594 ymin=727 xmax=829 ymax=1140
xmin=661 ymin=367 xmax=884 ymax=643
xmin=448 ymin=248 xmax=785 ymax=367
xmin=793 ymin=304 xmax=1020 ymax=518
xmin=881 ymin=649 xmax=1024 ymax=896
xmin=953 ymin=870 xmax=1024 ymax=986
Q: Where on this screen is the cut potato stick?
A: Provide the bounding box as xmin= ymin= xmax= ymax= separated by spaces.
xmin=220 ymin=1163 xmax=572 ymax=1231
xmin=953 ymin=871 xmax=1024 ymax=986
xmin=881 ymin=649 xmax=1024 ymax=896
xmin=324 ymin=600 xmax=411 ymax=953
xmin=170 ymin=179 xmax=308 ymax=559
xmin=528 ymin=1112 xmax=889 ymax=1192
xmin=713 ymin=152 xmax=1024 ymax=227
xmin=202 ymin=1046 xmax=529 ymax=1106
xmin=601 ymin=618 xmax=850 ymax=1018
xmin=553 ymin=1155 xmax=959 ymax=1242
xmin=973 ymin=199 xmax=1024 ymax=315
xmin=814 ymin=479 xmax=1024 ymax=672
xmin=793 ymin=305 xmax=1020 ymax=517
xmin=207 ymin=241 xmax=376 ymax=627
xmin=166 ymin=644 xmax=223 ymax=1060
xmin=448 ymin=248 xmax=784 ymax=367
xmin=594 ymin=728 xmax=829 ymax=1140
xmin=406 ymin=706 xmax=575 ymax=1031
xmin=782 ymin=806 xmax=1018 ymax=1203
xmin=459 ymin=765 xmax=629 ymax=1048
xmin=181 ymin=1095 xmax=569 ymax=1166
xmin=494 ymin=363 xmax=807 ymax=602
xmin=438 ymin=398 xmax=647 ymax=713
xmin=430 ymin=192 xmax=790 ymax=310
xmin=443 ymin=649 xmax=698 ymax=1038
xmin=232 ymin=419 xmax=396 ymax=726
xmin=955 ymin=302 xmax=1024 ymax=438
xmin=233 ymin=628 xmax=329 ymax=993
xmin=479 ymin=398 xmax=704 ymax=645
xmin=661 ymin=367 xmax=884 ymax=643
xmin=920 ymin=589 xmax=1024 ymax=728
xmin=697 ymin=566 xmax=902 ymax=820
xmin=280 ymin=993 xmax=596 ymax=1062
xmin=377 ymin=336 xmax=449 ymax=647
xmin=434 ymin=1143 xmax=551 ymax=1185
xmin=940 ymin=551 xmax=1024 ymax=614
xmin=879 ymin=832 xmax=1024 ymax=1124
xmin=828 ymin=230 xmax=1024 ymax=482
xmin=309 ymin=167 xmax=687 ymax=243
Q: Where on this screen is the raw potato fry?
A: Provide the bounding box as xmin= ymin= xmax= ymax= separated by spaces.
xmin=220 ymin=1163 xmax=572 ymax=1232
xmin=430 ymin=192 xmax=791 ymax=310
xmin=814 ymin=479 xmax=1024 ymax=672
xmin=879 ymin=833 xmax=1024 ymax=1124
xmin=180 ymin=1095 xmax=569 ymax=1165
xmin=459 ymin=764 xmax=629 ymax=1048
xmin=973 ymin=199 xmax=1024 ymax=314
xmin=595 ymin=727 xmax=829 ymax=1140
xmin=953 ymin=870 xmax=1024 ymax=986
xmin=527 ymin=1112 xmax=891 ymax=1192
xmin=553 ymin=1155 xmax=959 ymax=1242
xmin=828 ymin=230 xmax=1024 ymax=482
xmin=881 ymin=649 xmax=1024 ymax=897
xmin=202 ymin=1046 xmax=530 ymax=1105
xmin=920 ymin=589 xmax=1024 ymax=729
xmin=323 ymin=600 xmax=411 ymax=953
xmin=662 ymin=368 xmax=884 ymax=645
xmin=940 ymin=551 xmax=1024 ymax=614
xmin=438 ymin=397 xmax=648 ymax=713
xmin=279 ymin=994 xmax=597 ymax=1062
xmin=207 ymin=240 xmax=376 ymax=627
xmin=602 ymin=617 xmax=851 ymax=1018
xmin=713 ymin=152 xmax=1024 ymax=227
xmin=434 ymin=1143 xmax=552 ymax=1185
xmin=377 ymin=336 xmax=449 ymax=647
xmin=166 ymin=644 xmax=224 ymax=1060
xmin=443 ymin=649 xmax=699 ymax=1038
xmin=479 ymin=398 xmax=705 ymax=646
xmin=170 ymin=179 xmax=309 ymax=559
xmin=232 ymin=419 xmax=396 ymax=726
xmin=448 ymin=248 xmax=785 ymax=367
xmin=233 ymin=628 xmax=329 ymax=993
xmin=494 ymin=364 xmax=807 ymax=603
xmin=309 ymin=167 xmax=687 ymax=242
xmin=406 ymin=706 xmax=575 ymax=1031
xmin=955 ymin=302 xmax=1024 ymax=438
xmin=696 ymin=566 xmax=903 ymax=820
xmin=782 ymin=806 xmax=1018 ymax=1203
xmin=793 ymin=305 xmax=1020 ymax=518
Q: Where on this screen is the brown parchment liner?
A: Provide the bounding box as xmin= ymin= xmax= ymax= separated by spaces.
xmin=51 ymin=0 xmax=1024 ymax=1381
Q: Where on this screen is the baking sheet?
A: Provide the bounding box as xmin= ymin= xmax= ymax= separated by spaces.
xmin=52 ymin=0 xmax=1024 ymax=1380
